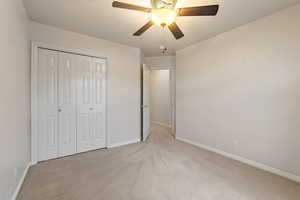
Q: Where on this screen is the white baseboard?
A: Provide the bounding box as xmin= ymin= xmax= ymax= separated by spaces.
xmin=11 ymin=162 xmax=32 ymax=200
xmin=176 ymin=136 xmax=300 ymax=183
xmin=151 ymin=121 xmax=171 ymax=128
xmin=108 ymin=139 xmax=140 ymax=148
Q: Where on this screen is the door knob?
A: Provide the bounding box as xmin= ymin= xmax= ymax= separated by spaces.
xmin=58 ymin=109 xmax=62 ymax=112
xmin=89 ymin=108 xmax=93 ymax=111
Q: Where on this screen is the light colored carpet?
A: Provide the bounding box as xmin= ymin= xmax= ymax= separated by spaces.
xmin=18 ymin=124 xmax=300 ymax=200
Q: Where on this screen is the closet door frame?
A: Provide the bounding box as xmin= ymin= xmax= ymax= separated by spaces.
xmin=31 ymin=41 xmax=108 ymax=165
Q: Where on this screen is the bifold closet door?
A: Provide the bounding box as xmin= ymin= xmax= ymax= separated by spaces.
xmin=37 ymin=48 xmax=106 ymax=161
xmin=77 ymin=56 xmax=106 ymax=153
xmin=58 ymin=53 xmax=77 ymax=157
xmin=38 ymin=49 xmax=59 ymax=161
xmin=38 ymin=49 xmax=77 ymax=161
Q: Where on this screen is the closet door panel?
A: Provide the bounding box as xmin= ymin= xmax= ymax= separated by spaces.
xmin=38 ymin=49 xmax=59 ymax=161
xmin=94 ymin=112 xmax=105 ymax=147
xmin=58 ymin=53 xmax=77 ymax=157
xmin=77 ymin=55 xmax=95 ymax=152
xmin=92 ymin=58 xmax=106 ymax=148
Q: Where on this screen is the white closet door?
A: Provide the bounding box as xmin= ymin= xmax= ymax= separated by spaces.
xmin=58 ymin=53 xmax=77 ymax=157
xmin=37 ymin=48 xmax=107 ymax=160
xmin=92 ymin=58 xmax=106 ymax=149
xmin=38 ymin=49 xmax=59 ymax=161
xmin=76 ymin=55 xmax=95 ymax=152
xmin=77 ymin=56 xmax=106 ymax=152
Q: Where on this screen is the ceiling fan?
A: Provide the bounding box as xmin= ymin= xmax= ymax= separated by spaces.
xmin=112 ymin=0 xmax=219 ymax=40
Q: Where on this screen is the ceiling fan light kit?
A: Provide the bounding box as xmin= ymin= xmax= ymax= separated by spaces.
xmin=112 ymin=0 xmax=219 ymax=40
xmin=151 ymin=8 xmax=177 ymax=26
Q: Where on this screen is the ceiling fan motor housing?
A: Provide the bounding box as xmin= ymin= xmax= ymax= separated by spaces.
xmin=151 ymin=0 xmax=177 ymax=10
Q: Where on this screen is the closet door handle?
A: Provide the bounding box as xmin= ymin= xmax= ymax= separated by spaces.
xmin=89 ymin=108 xmax=93 ymax=111
xmin=58 ymin=109 xmax=62 ymax=112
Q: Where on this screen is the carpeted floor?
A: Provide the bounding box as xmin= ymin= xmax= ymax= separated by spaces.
xmin=18 ymin=124 xmax=300 ymax=200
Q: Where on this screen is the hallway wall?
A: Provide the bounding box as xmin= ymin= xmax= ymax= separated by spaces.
xmin=144 ymin=56 xmax=175 ymax=69
xmin=150 ymin=70 xmax=171 ymax=126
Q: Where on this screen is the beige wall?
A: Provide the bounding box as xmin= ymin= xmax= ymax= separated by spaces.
xmin=0 ymin=0 xmax=30 ymax=199
xmin=150 ymin=70 xmax=171 ymax=126
xmin=29 ymin=22 xmax=141 ymax=147
xmin=145 ymin=56 xmax=175 ymax=69
xmin=176 ymin=4 xmax=300 ymax=177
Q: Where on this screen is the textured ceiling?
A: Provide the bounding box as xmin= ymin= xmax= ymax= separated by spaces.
xmin=23 ymin=0 xmax=300 ymax=56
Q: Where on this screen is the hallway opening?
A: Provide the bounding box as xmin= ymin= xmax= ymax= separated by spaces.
xmin=150 ymin=69 xmax=172 ymax=132
xmin=142 ymin=56 xmax=176 ymax=141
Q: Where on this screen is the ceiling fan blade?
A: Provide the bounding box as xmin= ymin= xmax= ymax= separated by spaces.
xmin=168 ymin=22 xmax=184 ymax=40
xmin=112 ymin=1 xmax=151 ymax=13
xmin=178 ymin=5 xmax=219 ymax=16
xmin=133 ymin=21 xmax=154 ymax=36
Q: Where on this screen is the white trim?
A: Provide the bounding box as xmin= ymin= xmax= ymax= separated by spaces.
xmin=152 ymin=121 xmax=171 ymax=128
xmin=108 ymin=139 xmax=140 ymax=148
xmin=31 ymin=41 xmax=109 ymax=164
xmin=11 ymin=162 xmax=32 ymax=200
xmin=176 ymin=136 xmax=300 ymax=183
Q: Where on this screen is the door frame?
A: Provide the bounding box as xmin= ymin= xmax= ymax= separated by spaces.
xmin=31 ymin=41 xmax=109 ymax=165
xmin=142 ymin=64 xmax=176 ymax=137
xmin=140 ymin=63 xmax=144 ymax=142
xmin=141 ymin=64 xmax=151 ymax=142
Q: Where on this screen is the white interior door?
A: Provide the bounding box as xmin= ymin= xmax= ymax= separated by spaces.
xmin=38 ymin=48 xmax=59 ymax=161
xmin=143 ymin=64 xmax=150 ymax=141
xmin=77 ymin=55 xmax=94 ymax=153
xmin=92 ymin=58 xmax=106 ymax=149
xmin=58 ymin=52 xmax=77 ymax=157
xmin=76 ymin=55 xmax=106 ymax=152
